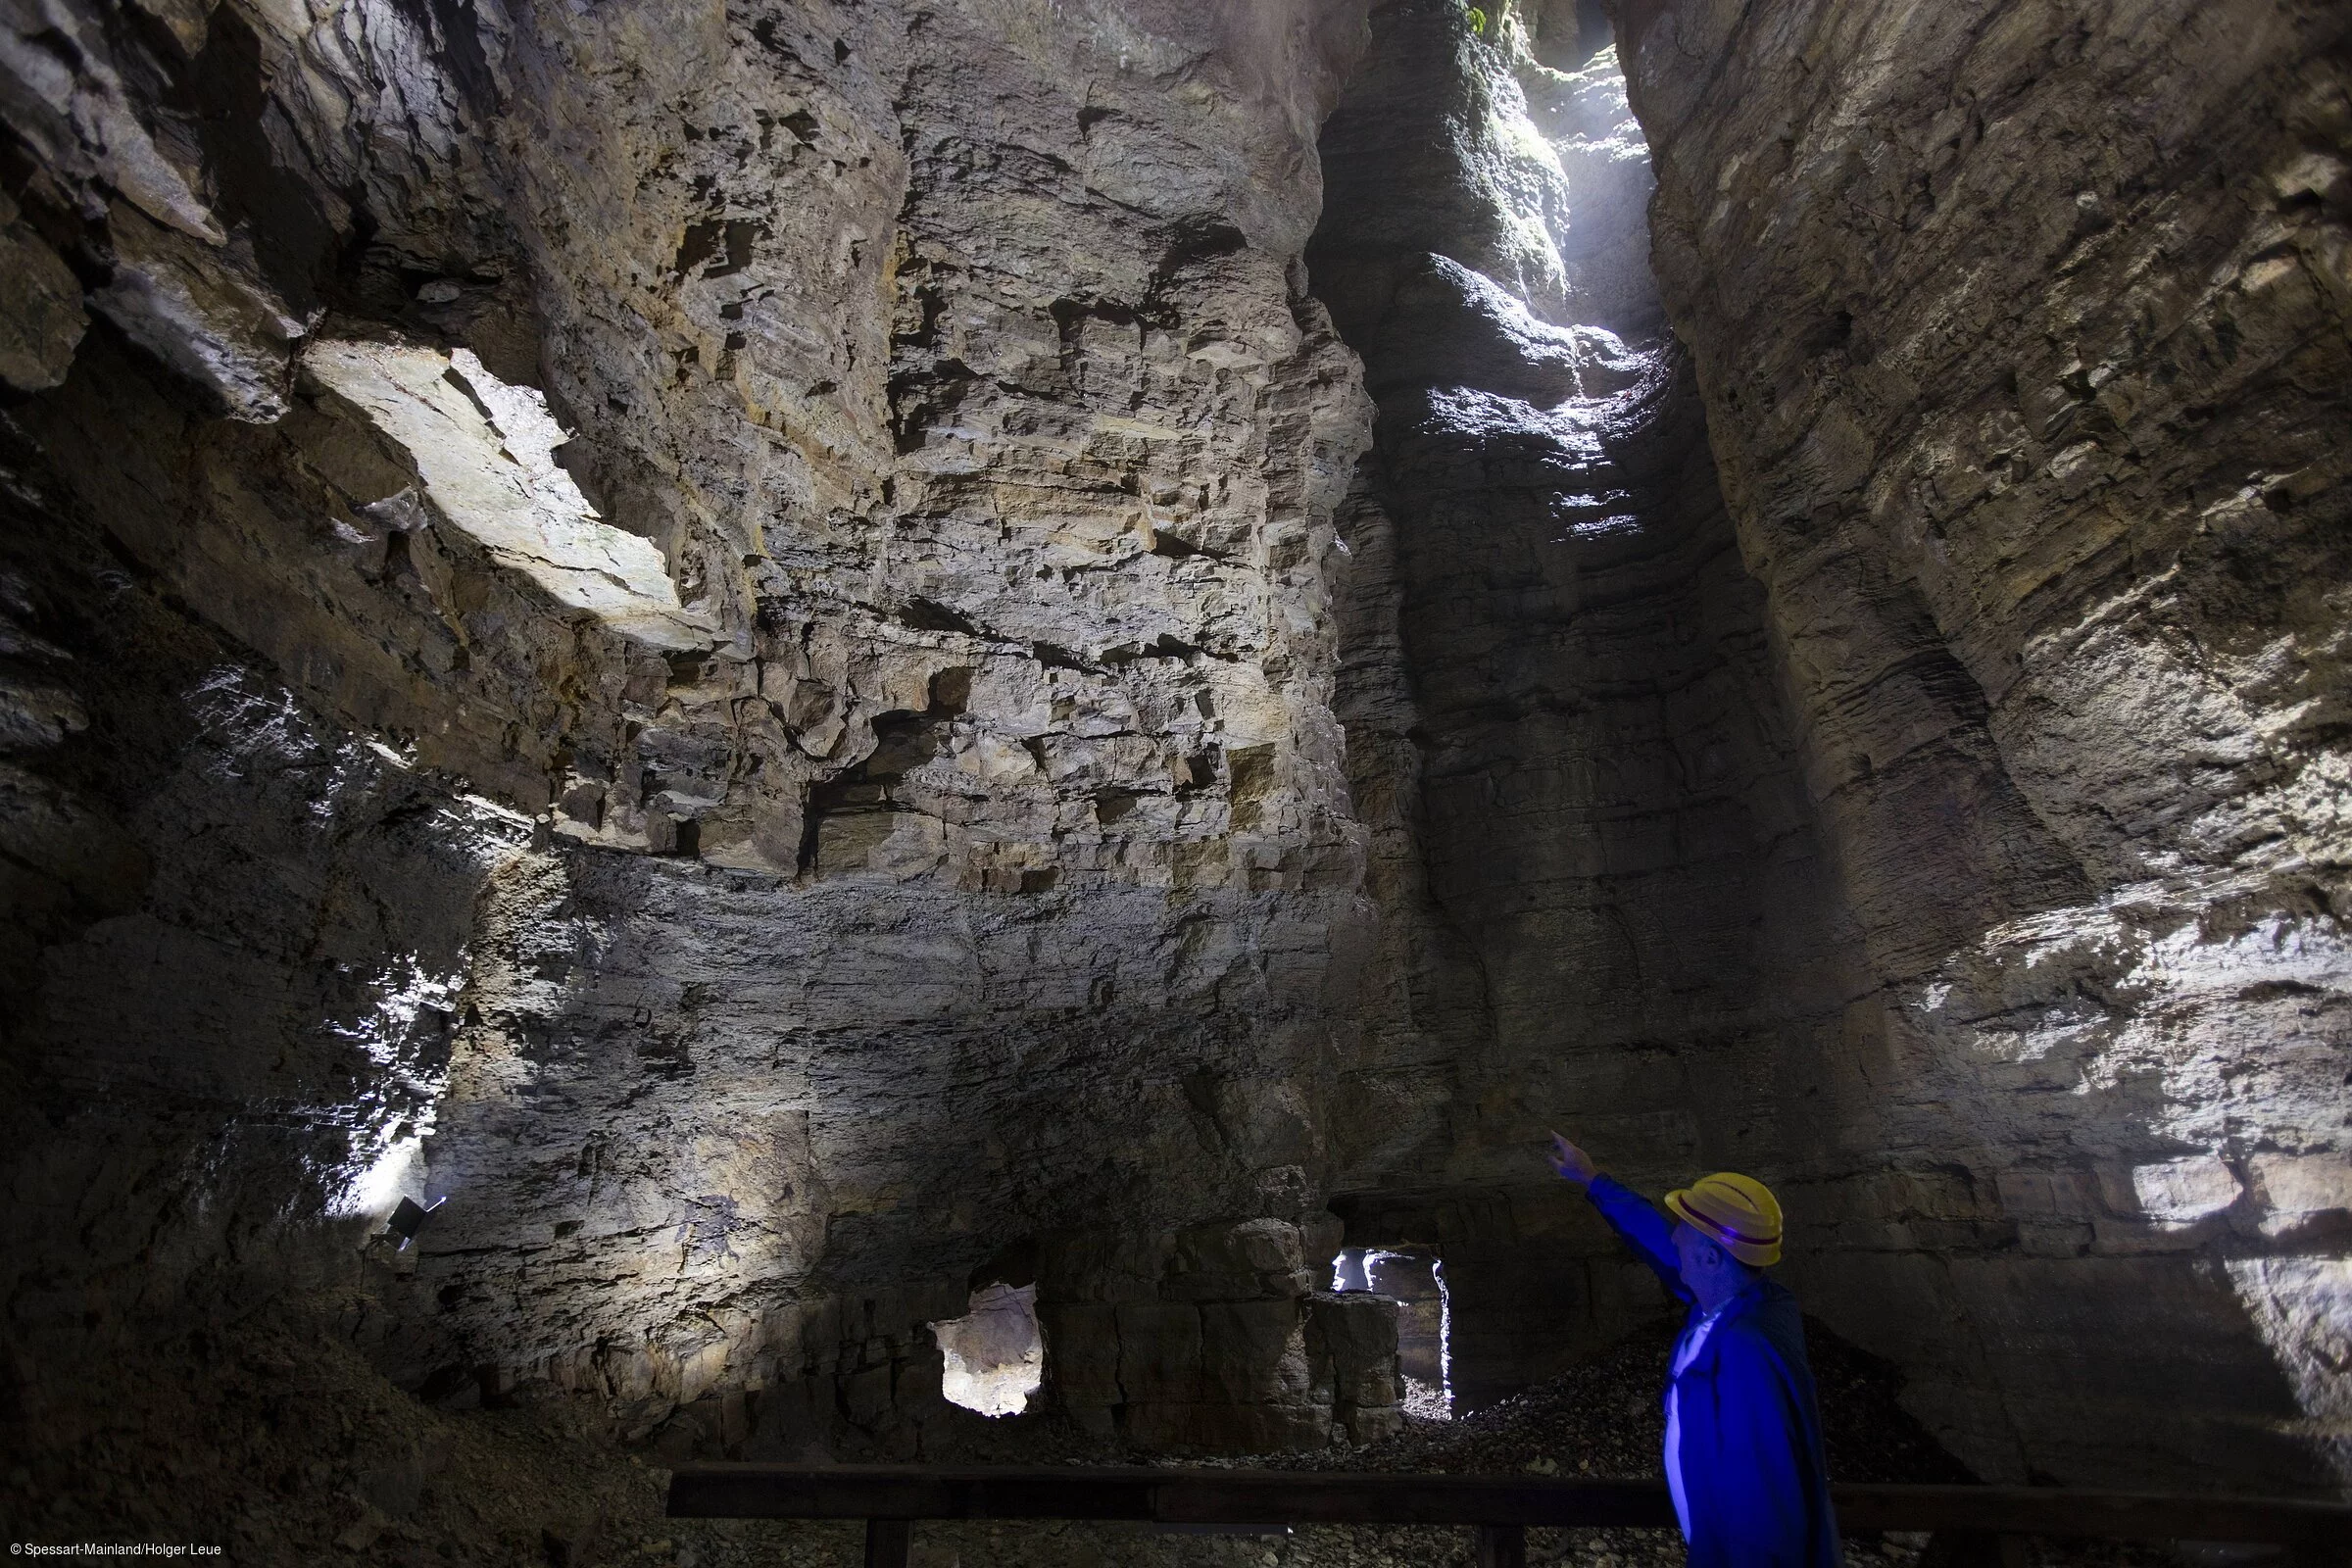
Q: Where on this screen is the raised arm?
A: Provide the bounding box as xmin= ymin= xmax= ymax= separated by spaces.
xmin=1548 ymin=1132 xmax=1690 ymax=1300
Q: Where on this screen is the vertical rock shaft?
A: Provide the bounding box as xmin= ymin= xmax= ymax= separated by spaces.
xmin=1313 ymin=0 xmax=1850 ymax=1408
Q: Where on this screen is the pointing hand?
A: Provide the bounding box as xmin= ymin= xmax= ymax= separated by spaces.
xmin=1548 ymin=1131 xmax=1597 ymax=1188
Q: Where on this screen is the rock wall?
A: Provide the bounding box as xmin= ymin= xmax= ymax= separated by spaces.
xmin=2 ymin=0 xmax=1398 ymax=1474
xmin=2 ymin=0 xmax=2346 ymax=1525
xmin=1613 ymin=0 xmax=2352 ymax=1491
xmin=1301 ymin=0 xmax=2350 ymax=1494
xmin=1311 ymin=0 xmax=1855 ymax=1414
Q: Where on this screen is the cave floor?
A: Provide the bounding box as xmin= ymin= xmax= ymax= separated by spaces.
xmin=7 ymin=1310 xmax=2175 ymax=1568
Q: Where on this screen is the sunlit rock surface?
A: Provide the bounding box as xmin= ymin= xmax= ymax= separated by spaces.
xmin=1313 ymin=0 xmax=1851 ymax=1414
xmin=302 ymin=342 xmax=715 ymax=653
xmin=1310 ymin=0 xmax=2350 ymax=1494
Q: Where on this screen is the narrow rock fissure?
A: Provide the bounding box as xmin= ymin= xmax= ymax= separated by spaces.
xmin=1309 ymin=0 xmax=1853 ymax=1411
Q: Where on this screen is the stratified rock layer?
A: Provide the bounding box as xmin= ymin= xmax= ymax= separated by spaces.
xmin=1 ymin=0 xmax=2346 ymax=1538
xmin=1309 ymin=0 xmax=1853 ymax=1415
xmin=1298 ymin=0 xmax=2349 ymax=1494
xmin=1616 ymin=0 xmax=2352 ymax=1489
xmin=3 ymin=0 xmax=1390 ymax=1467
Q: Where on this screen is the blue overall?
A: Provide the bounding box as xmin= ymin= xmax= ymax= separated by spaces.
xmin=1586 ymin=1175 xmax=1841 ymax=1568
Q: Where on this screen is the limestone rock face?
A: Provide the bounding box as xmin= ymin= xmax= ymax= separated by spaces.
xmin=1039 ymin=1213 xmax=1402 ymax=1450
xmin=3 ymin=0 xmax=2348 ymax=1525
xmin=0 ymin=191 xmax=84 ymax=391
xmin=1310 ymin=0 xmax=1852 ymax=1413
xmin=2 ymin=0 xmax=1389 ymax=1465
xmin=1614 ymin=0 xmax=2352 ymax=1490
xmin=1302 ymin=0 xmax=2350 ymax=1494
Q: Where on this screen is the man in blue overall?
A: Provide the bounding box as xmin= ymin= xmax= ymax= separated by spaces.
xmin=1548 ymin=1133 xmax=1839 ymax=1568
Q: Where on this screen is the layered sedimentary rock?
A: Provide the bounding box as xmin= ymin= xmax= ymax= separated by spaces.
xmin=1312 ymin=0 xmax=1853 ymax=1413
xmin=1308 ymin=0 xmax=2351 ymax=1494
xmin=1609 ymin=0 xmax=2352 ymax=1490
xmin=2 ymin=0 xmax=1396 ymax=1481
xmin=1041 ymin=1215 xmax=1403 ymax=1449
xmin=2 ymin=0 xmax=2347 ymax=1543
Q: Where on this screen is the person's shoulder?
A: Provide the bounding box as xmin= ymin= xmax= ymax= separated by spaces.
xmin=1718 ymin=1283 xmax=1810 ymax=1364
xmin=1717 ymin=1300 xmax=1779 ymax=1343
xmin=1717 ymin=1280 xmax=1797 ymax=1336
xmin=1701 ymin=1310 xmax=1792 ymax=1391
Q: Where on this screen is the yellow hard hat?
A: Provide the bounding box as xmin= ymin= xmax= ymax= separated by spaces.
xmin=1665 ymin=1172 xmax=1784 ymax=1267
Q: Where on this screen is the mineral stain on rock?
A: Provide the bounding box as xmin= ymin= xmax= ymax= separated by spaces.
xmin=0 ymin=0 xmax=2347 ymax=1554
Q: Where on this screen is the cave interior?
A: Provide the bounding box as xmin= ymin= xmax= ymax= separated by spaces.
xmin=2 ymin=0 xmax=2349 ymax=1558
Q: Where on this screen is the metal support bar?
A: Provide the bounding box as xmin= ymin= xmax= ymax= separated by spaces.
xmin=669 ymin=1464 xmax=2352 ymax=1568
xmin=862 ymin=1518 xmax=910 ymax=1568
xmin=1475 ymin=1523 xmax=1527 ymax=1568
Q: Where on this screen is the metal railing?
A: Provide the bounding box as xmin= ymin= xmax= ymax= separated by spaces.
xmin=667 ymin=1463 xmax=2352 ymax=1568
